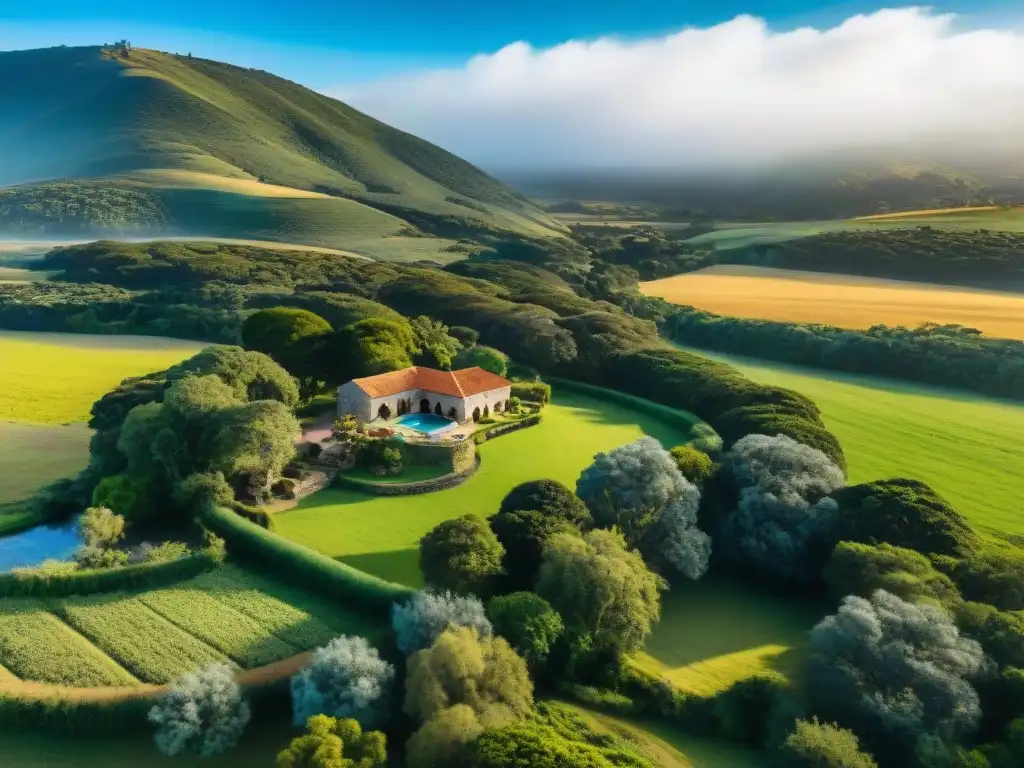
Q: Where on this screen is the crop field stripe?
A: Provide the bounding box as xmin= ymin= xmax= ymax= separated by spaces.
xmin=0 ymin=599 xmax=137 ymax=687
xmin=137 ymin=585 xmax=298 ymax=668
xmin=190 ymin=566 xmax=382 ymax=648
xmin=52 ymin=595 xmax=233 ymax=684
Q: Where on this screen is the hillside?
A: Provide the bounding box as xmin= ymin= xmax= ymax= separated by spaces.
xmin=0 ymin=45 xmax=564 ymax=258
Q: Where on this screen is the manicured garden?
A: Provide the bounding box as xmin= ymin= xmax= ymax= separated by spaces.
xmin=274 ymin=387 xmax=705 ymax=586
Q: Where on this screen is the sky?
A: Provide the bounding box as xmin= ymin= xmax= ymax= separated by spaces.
xmin=3 ymin=1 xmax=1024 ymax=171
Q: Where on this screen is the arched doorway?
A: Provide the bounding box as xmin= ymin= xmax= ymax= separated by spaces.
xmin=419 ymin=398 xmax=431 ymax=413
xmin=434 ymin=402 xmax=443 ymax=416
xmin=493 ymin=401 xmax=502 ymax=413
xmin=505 ymin=399 xmax=511 ymax=411
xmin=378 ymin=403 xmax=391 ymax=420
xmin=472 ymin=407 xmax=481 ymax=422
xmin=483 ymin=404 xmax=490 ymax=418
xmin=447 ymin=407 xmax=457 ymax=420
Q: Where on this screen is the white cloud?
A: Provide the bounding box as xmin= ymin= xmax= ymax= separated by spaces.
xmin=332 ymin=7 xmax=1024 ymax=171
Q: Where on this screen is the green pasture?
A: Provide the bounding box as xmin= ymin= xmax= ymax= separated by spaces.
xmin=634 ymin=577 xmax=823 ymax=696
xmin=0 ymin=331 xmax=204 ymax=425
xmin=275 ymin=389 xmax=703 ymax=586
xmin=676 ymin=346 xmax=1024 ymax=538
xmin=0 ymin=422 xmax=91 ymax=504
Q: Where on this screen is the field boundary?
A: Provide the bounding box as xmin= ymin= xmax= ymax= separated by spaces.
xmin=334 ymin=455 xmax=481 ymax=496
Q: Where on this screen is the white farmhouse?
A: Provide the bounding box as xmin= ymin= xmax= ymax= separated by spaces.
xmin=337 ymin=366 xmax=512 ymax=424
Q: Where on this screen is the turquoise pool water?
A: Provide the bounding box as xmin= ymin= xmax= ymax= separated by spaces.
xmin=395 ymin=413 xmax=455 ymax=435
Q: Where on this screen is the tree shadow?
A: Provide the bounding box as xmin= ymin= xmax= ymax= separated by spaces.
xmin=338 ymin=549 xmax=422 ymax=589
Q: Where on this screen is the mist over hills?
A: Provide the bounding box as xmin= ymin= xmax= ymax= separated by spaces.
xmin=0 ymin=45 xmax=562 ymax=257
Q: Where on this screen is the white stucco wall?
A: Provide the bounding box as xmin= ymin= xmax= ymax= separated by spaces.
xmin=338 ymin=383 xmax=512 ymax=424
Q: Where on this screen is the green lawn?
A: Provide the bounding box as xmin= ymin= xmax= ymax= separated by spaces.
xmin=634 ymin=577 xmax=824 ymax=695
xmin=676 ymin=346 xmax=1024 ymax=537
xmin=275 ymin=389 xmax=702 ymax=586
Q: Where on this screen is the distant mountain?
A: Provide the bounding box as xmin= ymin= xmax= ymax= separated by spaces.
xmin=0 ymin=45 xmax=563 ymax=259
xmin=507 ymin=158 xmax=1024 ymax=221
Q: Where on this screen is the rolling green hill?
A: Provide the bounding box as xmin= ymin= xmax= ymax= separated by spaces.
xmin=0 ymin=45 xmax=564 ymax=258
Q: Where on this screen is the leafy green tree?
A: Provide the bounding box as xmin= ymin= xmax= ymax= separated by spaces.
xmin=487 ymin=592 xmax=564 ymax=669
xmin=404 ymin=704 xmax=482 ymax=768
xmin=345 ymin=318 xmax=420 ymax=376
xmin=823 ymin=541 xmax=959 ymax=604
xmin=830 ymin=479 xmax=977 ymax=558
xmin=536 ymin=529 xmax=665 ymax=655
xmin=76 ymin=506 xmax=125 ymax=560
xmin=449 ymin=326 xmax=480 ymax=347
xmin=241 ymin=307 xmax=332 ymax=374
xmin=489 ymin=509 xmax=577 ymax=593
xmin=90 ymin=472 xmax=151 ymax=520
xmin=211 ymin=399 xmax=300 ymax=498
xmin=669 ymin=445 xmax=714 ymax=485
xmin=392 ymin=590 xmax=492 ymax=655
xmin=778 ymin=718 xmax=878 ymax=767
xmin=498 ymin=480 xmax=591 ymax=528
xmin=453 ymin=345 xmax=508 ymax=376
xmin=165 ymin=346 xmax=299 ymax=407
xmin=419 ymin=515 xmax=504 ymax=595
xmin=148 ymin=662 xmax=250 ymax=757
xmin=410 ymin=315 xmax=463 ymax=370
xmin=276 ymin=715 xmax=386 ymax=768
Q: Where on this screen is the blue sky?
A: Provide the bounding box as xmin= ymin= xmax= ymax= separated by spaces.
xmin=1 ymin=0 xmax=1020 ymax=88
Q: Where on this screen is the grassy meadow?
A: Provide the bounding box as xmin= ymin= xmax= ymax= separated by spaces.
xmin=676 ymin=346 xmax=1024 ymax=538
xmin=641 ymin=265 xmax=1024 ymax=339
xmin=275 ymin=388 xmax=703 ymax=586
xmin=634 ymin=578 xmax=824 ymax=696
xmin=0 ymin=422 xmax=91 ymax=504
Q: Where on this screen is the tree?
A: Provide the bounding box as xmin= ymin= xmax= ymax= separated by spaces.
xmin=345 ymin=318 xmax=420 ymax=376
xmin=669 ymin=445 xmax=714 ymax=485
xmin=404 ymin=626 xmax=533 ymax=725
xmin=489 ymin=509 xmax=577 ymax=593
xmin=165 ymin=345 xmax=299 ymax=407
xmin=241 ymin=307 xmax=332 ymax=374
xmin=830 ymin=479 xmax=977 ymax=558
xmin=78 ymin=505 xmax=125 ymax=549
xmin=391 ymin=590 xmax=492 ymax=655
xmin=290 ymin=636 xmax=395 ymax=728
xmin=778 ymin=718 xmax=879 ymax=768
xmin=487 ymin=592 xmax=564 ymax=669
xmin=148 ymin=662 xmax=250 ymax=757
xmin=404 ymin=704 xmax=483 ymax=768
xmin=576 ymin=437 xmax=710 ymax=579
xmin=410 ymin=315 xmax=463 ymax=370
xmin=90 ymin=471 xmax=151 ymax=520
xmin=276 ymin=715 xmax=386 ymax=768
xmin=498 ymin=479 xmax=591 ymax=528
xmin=453 ymin=345 xmax=508 ymax=376
xmin=536 ymin=529 xmax=665 ymax=655
xmin=449 ymin=326 xmax=480 ymax=347
xmin=420 ymin=515 xmax=505 ymax=595
xmin=468 ymin=718 xmax=654 ymax=768
xmin=719 ymin=433 xmax=845 ymax=583
xmin=211 ymin=399 xmax=300 ymax=499
xmin=808 ymin=590 xmax=986 ymax=763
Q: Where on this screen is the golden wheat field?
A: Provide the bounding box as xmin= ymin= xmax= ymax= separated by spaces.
xmin=640 ymin=265 xmax=1024 ymax=338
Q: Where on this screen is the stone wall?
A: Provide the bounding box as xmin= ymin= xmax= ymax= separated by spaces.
xmin=334 ymin=456 xmax=481 ymax=496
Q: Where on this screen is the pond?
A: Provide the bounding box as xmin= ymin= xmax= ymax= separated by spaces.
xmin=0 ymin=519 xmax=82 ymax=572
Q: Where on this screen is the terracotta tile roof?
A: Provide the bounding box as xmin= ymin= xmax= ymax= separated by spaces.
xmin=351 ymin=366 xmax=511 ymax=399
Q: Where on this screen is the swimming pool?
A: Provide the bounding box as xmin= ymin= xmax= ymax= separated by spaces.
xmin=395 ymin=413 xmax=457 ymax=435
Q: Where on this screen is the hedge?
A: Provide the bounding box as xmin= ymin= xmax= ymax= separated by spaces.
xmin=0 ymin=504 xmax=42 ymax=537
xmin=0 ymin=552 xmax=220 ymax=598
xmin=199 ymin=504 xmax=414 ymax=613
xmin=228 ymin=499 xmax=275 ymax=530
xmin=0 ymin=691 xmax=154 ymax=736
xmin=473 ymin=413 xmax=542 ymax=444
xmin=335 ymin=457 xmax=480 ymax=496
xmin=511 ymin=381 xmax=552 ymax=403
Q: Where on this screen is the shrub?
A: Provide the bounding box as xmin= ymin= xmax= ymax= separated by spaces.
xmin=453 ymin=345 xmax=509 ymax=376
xmin=172 ymin=471 xmax=234 ymax=511
xmin=77 ymin=506 xmax=125 ymax=549
xmin=487 ymin=592 xmax=564 ymax=668
xmin=808 ymin=590 xmax=986 ymax=763
xmin=419 ymin=515 xmax=504 ymax=595
xmin=537 ymin=529 xmax=665 ymax=655
xmin=830 ymin=479 xmax=978 ymax=558
xmin=779 ymin=718 xmax=879 ymax=768
xmin=391 ymin=589 xmax=492 ymax=655
xmin=148 ymin=662 xmax=250 ymax=757
xmin=477 ymin=416 xmax=496 ymax=425
xmin=490 ymin=509 xmax=577 ymax=593
xmin=510 ymin=381 xmax=551 ymax=403
xmin=276 ymin=714 xmax=387 ymax=768
xmin=824 ymin=541 xmax=960 ymax=604
xmin=405 ymin=704 xmax=482 ymax=768
xmin=290 ymin=635 xmax=395 ymax=728
xmin=449 ymin=326 xmax=480 ymax=347
xmin=937 ymin=548 xmax=1024 ymax=611
xmin=91 ymin=473 xmax=150 ymax=520
xmin=669 ymin=445 xmax=715 ymax=485
xmin=718 ymin=433 xmax=844 ymax=583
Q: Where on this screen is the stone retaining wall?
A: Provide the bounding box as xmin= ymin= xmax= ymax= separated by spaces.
xmin=334 ymin=456 xmax=481 ymax=496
